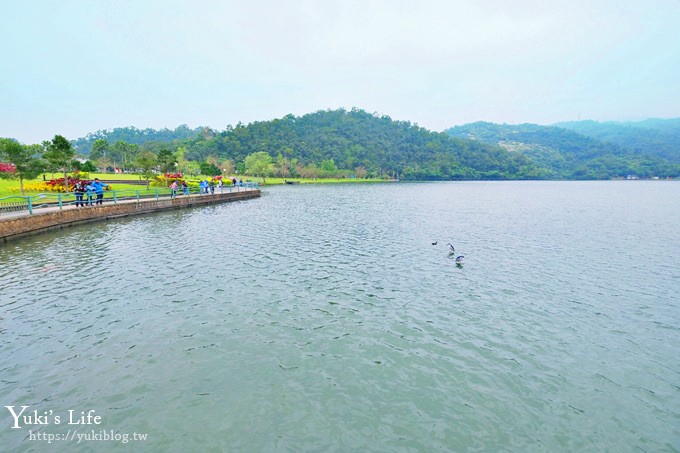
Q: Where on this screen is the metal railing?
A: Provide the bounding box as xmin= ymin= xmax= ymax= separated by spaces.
xmin=0 ymin=182 xmax=259 ymax=217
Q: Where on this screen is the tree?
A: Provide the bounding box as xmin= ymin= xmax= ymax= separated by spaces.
xmin=43 ymin=135 xmax=75 ymax=191
xmin=0 ymin=139 xmax=45 ymax=195
xmin=244 ymin=151 xmax=273 ymax=182
xmin=134 ymin=151 xmax=157 ymax=188
xmin=205 ymin=155 xmax=219 ymax=167
xmin=200 ymin=161 xmax=221 ymax=176
xmin=300 ymin=163 xmax=318 ymax=179
xmin=81 ymin=161 xmax=97 ymax=172
xmin=320 ymin=158 xmax=338 ymax=177
xmin=274 ymin=154 xmax=290 ymax=177
xmin=156 ymin=148 xmax=176 ymax=178
xmin=96 ymin=156 xmax=113 ymax=173
xmin=184 ymin=161 xmax=201 ymax=176
xmin=175 ymin=146 xmax=191 ymax=176
xmin=90 ymin=139 xmax=109 ymax=161
xmin=355 ymin=166 xmax=367 ymax=179
xmin=111 ymin=141 xmax=137 ymax=171
xmin=220 ymin=159 xmax=235 ymax=176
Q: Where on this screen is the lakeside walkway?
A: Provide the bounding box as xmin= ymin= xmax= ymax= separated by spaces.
xmin=0 ymin=185 xmax=261 ymax=243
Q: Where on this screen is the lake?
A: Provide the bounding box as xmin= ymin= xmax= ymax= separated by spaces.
xmin=1 ymin=181 xmax=679 ymax=451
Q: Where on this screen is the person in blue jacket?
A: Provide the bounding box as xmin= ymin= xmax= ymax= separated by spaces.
xmin=92 ymin=178 xmax=108 ymax=205
xmin=85 ymin=182 xmax=95 ymax=206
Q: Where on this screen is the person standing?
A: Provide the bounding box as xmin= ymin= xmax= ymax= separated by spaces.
xmin=170 ymin=180 xmax=178 ymax=198
xmin=92 ymin=178 xmax=108 ymax=205
xmin=209 ymin=179 xmax=215 ymax=194
xmin=182 ymin=180 xmax=189 ymax=195
xmin=74 ymin=181 xmax=84 ymax=207
xmin=85 ymin=181 xmax=95 ymax=206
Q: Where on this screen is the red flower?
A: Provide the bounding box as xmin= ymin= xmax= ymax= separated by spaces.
xmin=0 ymin=163 xmax=16 ymax=173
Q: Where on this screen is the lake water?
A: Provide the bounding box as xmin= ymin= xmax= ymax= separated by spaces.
xmin=1 ymin=181 xmax=679 ymax=451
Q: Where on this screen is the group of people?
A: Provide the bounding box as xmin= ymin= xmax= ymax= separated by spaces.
xmin=73 ymin=178 xmax=108 ymax=207
xmin=70 ymin=176 xmax=250 ymax=206
xmin=170 ymin=180 xmax=189 ymax=198
xmin=168 ymin=177 xmax=250 ymax=199
xmin=198 ymin=179 xmax=217 ymax=194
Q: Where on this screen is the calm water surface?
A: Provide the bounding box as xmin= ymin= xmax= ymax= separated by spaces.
xmin=1 ymin=181 xmax=679 ymax=451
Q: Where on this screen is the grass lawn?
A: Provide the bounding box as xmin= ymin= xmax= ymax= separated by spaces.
xmin=0 ymin=178 xmax=42 ymax=199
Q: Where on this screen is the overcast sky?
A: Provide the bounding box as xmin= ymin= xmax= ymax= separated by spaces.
xmin=1 ymin=0 xmax=679 ymax=143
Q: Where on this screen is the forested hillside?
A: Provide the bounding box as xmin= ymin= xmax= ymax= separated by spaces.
xmin=72 ymin=125 xmax=201 ymax=154
xmin=178 ymin=109 xmax=540 ymax=180
xmin=71 ymin=109 xmax=541 ymax=180
xmin=445 ymin=121 xmax=680 ymax=178
xmin=554 ymin=119 xmax=680 ymax=162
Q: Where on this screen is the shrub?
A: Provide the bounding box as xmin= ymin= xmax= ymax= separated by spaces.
xmin=151 ymin=175 xmax=186 ymax=187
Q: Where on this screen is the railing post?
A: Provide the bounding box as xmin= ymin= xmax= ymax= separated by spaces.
xmin=27 ymin=196 xmax=33 ymax=215
xmin=155 ymin=189 xmax=159 ymax=200
xmin=136 ymin=190 xmax=140 ymax=201
xmin=58 ymin=193 xmax=63 ymax=210
xmin=113 ymin=191 xmax=117 ymax=204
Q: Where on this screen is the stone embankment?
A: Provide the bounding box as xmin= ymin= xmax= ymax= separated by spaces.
xmin=0 ymin=190 xmax=260 ymax=243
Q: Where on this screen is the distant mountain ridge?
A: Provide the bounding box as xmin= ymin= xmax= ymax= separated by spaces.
xmin=445 ymin=119 xmax=680 ymax=178
xmin=553 ymin=118 xmax=680 ymax=162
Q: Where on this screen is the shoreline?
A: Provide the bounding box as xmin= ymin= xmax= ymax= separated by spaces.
xmin=0 ymin=189 xmax=260 ymax=244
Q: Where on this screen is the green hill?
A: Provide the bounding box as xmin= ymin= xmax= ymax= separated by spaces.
xmin=445 ymin=121 xmax=680 ymax=178
xmin=554 ymin=118 xmax=680 ymax=162
xmin=180 ymin=109 xmax=541 ymax=180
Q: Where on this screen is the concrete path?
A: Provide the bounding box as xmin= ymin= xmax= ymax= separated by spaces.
xmin=0 ymin=187 xmax=258 ymax=221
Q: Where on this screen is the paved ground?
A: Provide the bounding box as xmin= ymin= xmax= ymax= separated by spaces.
xmin=0 ymin=187 xmax=258 ymax=221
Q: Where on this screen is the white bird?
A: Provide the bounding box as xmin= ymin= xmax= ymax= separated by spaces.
xmin=447 ymin=243 xmax=455 ymax=254
xmin=455 ymin=255 xmax=465 ymax=263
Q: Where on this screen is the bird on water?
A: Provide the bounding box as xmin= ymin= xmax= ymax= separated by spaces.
xmin=455 ymin=256 xmax=465 ymax=263
xmin=447 ymin=243 xmax=455 ymax=254
xmin=432 ymin=241 xmax=438 ymax=245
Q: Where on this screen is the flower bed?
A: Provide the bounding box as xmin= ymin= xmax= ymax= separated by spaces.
xmin=22 ymin=177 xmax=111 ymax=193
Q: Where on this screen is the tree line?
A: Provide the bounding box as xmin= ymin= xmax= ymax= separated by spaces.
xmin=4 ymin=110 xmax=678 ymax=189
xmin=69 ymin=108 xmax=542 ymax=181
xmin=1 ymin=135 xmax=310 ymax=195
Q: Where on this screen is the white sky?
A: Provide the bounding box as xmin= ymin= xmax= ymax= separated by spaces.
xmin=1 ymin=0 xmax=679 ymax=143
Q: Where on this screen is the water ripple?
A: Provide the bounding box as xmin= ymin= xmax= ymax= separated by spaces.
xmin=1 ymin=182 xmax=679 ymax=451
